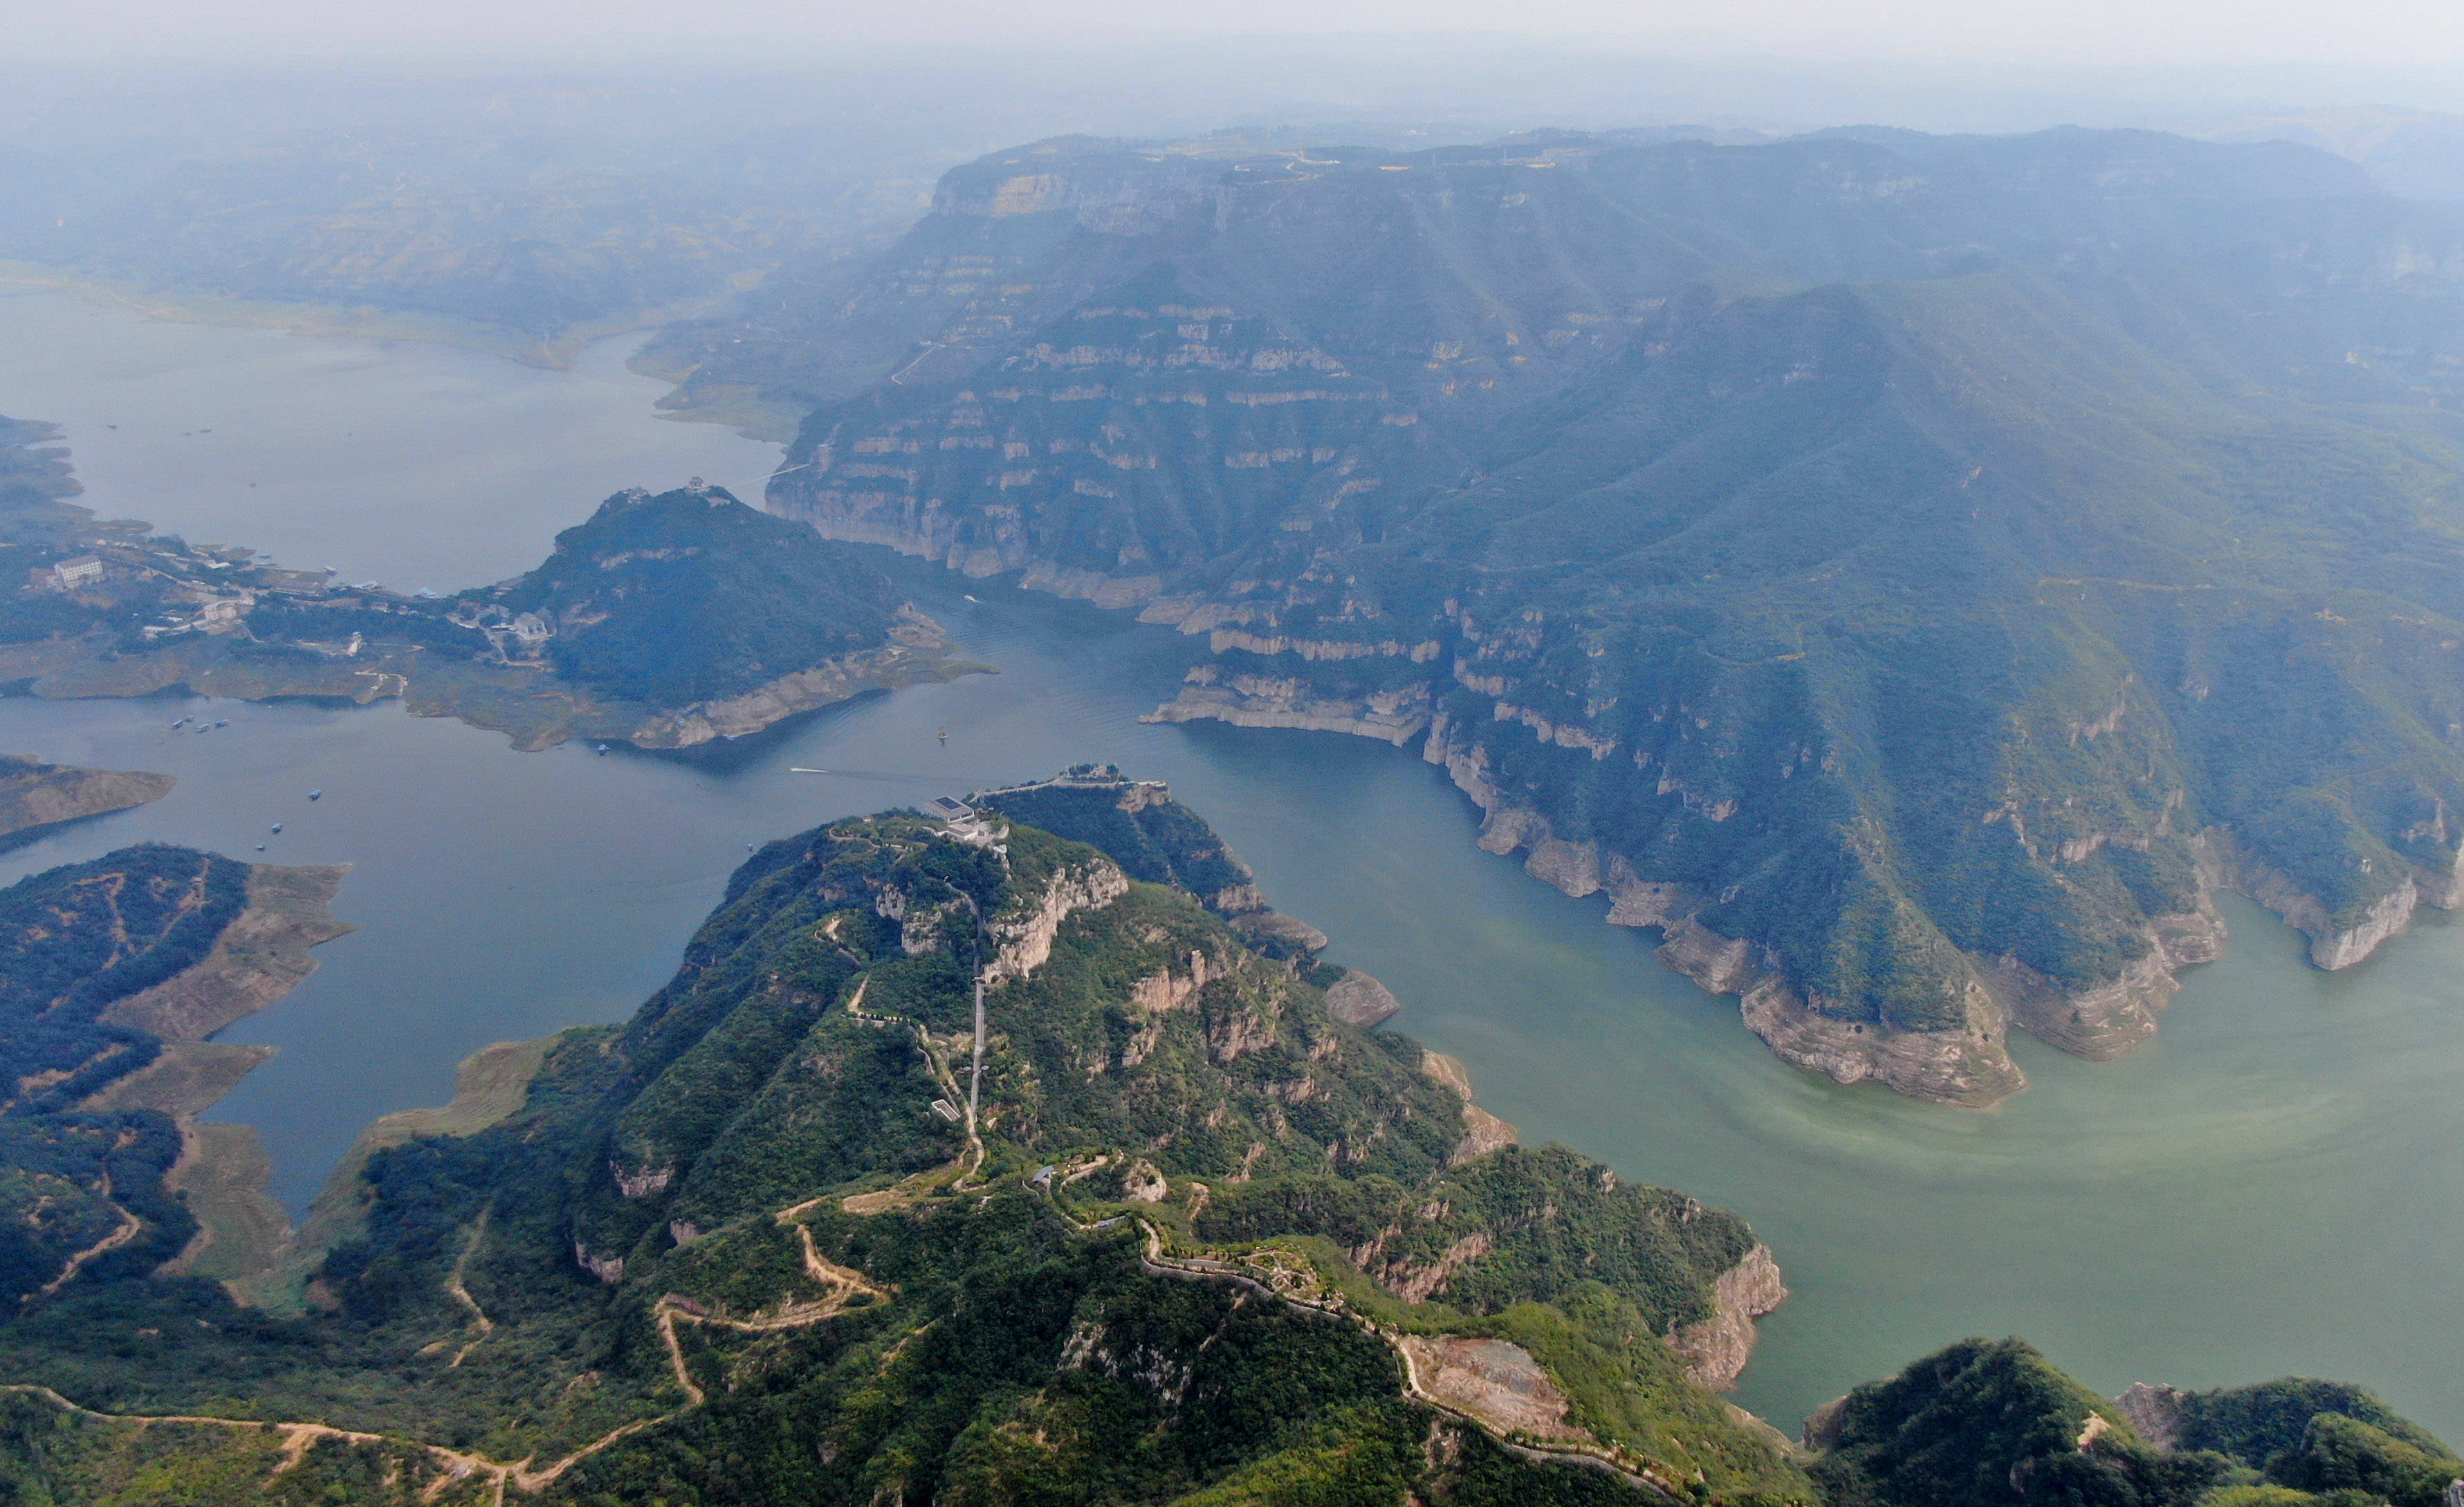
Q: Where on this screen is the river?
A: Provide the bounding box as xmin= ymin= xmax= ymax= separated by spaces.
xmin=1 ymin=284 xmax=2458 ymax=1442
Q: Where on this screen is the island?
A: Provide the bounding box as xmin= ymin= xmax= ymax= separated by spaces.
xmin=0 ymin=419 xmax=986 ymax=750
xmin=0 ymin=780 xmax=2446 ymax=1507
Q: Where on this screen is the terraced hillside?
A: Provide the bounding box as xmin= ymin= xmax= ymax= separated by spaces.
xmin=722 ymin=127 xmax=2464 ymax=1102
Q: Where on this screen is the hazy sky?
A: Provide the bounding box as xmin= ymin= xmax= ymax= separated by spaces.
xmin=15 ymin=0 xmax=2464 ymax=68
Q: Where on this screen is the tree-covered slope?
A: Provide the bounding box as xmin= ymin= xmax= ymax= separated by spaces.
xmin=748 ymin=127 xmax=2464 ymax=1102
xmin=479 ymin=482 xmax=911 ymax=706
xmin=0 ymin=801 xmax=1812 ymax=1505
xmin=0 ymin=808 xmax=2448 ymax=1507
xmin=1805 ymin=1338 xmax=2462 ymax=1507
xmin=0 ymin=439 xmax=968 ymax=751
xmin=0 ymin=846 xmax=253 ymax=1301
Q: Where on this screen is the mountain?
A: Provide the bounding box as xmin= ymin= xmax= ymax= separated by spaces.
xmin=0 ymin=796 xmax=2443 ymax=1507
xmin=707 ymin=126 xmax=2464 ymax=1103
xmin=1809 ymin=1337 xmax=2461 ymax=1507
xmin=0 ymin=789 xmax=1815 ymax=1506
xmin=2187 ymin=107 xmax=2464 ymax=203
xmin=0 ymin=445 xmax=977 ymax=749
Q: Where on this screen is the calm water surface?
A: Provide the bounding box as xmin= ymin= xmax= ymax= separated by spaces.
xmin=1 ymin=291 xmax=2458 ymax=1441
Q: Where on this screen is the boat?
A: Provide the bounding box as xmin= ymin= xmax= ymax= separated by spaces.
xmin=171 ymin=718 xmax=187 ymax=728
xmin=596 ymin=744 xmax=609 ymax=756
xmin=254 ymin=843 xmax=265 ymax=851
xmin=270 ymin=823 xmax=282 ymax=833
xmin=215 ymin=719 xmax=229 ymax=727
xmin=307 ymin=789 xmax=322 ymax=801
xmin=937 ymin=729 xmax=949 ymax=745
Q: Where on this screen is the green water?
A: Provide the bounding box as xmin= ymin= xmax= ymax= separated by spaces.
xmin=0 ymin=288 xmax=2456 ymax=1442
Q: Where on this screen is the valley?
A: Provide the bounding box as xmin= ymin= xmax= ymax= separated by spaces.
xmin=728 ymin=127 xmax=2464 ymax=1106
xmin=0 ymin=226 xmax=2460 ymax=1472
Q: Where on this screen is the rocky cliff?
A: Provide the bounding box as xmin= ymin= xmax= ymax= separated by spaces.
xmin=739 ymin=127 xmax=2464 ymax=1104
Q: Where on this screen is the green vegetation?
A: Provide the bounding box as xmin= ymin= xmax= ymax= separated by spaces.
xmin=484 ymin=484 xmax=905 ymax=705
xmin=0 ymin=802 xmax=2451 ymax=1506
xmin=755 ymin=127 xmax=2464 ymax=1089
xmin=1805 ymin=1341 xmax=2463 ymax=1507
xmin=0 ymin=801 xmax=1812 ymax=1504
xmin=0 ymin=428 xmax=948 ymax=747
xmin=0 ymin=846 xmax=255 ymax=1301
xmin=973 ymin=766 xmax=1262 ymax=909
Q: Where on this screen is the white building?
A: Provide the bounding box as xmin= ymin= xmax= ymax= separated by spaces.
xmin=51 ymin=555 xmax=102 ymax=590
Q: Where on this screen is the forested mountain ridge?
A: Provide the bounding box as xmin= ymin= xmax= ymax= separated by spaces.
xmin=734 ymin=126 xmax=2464 ymax=1102
xmin=0 ymin=797 xmax=2446 ymax=1506
xmin=0 ymin=794 xmax=1817 ymax=1504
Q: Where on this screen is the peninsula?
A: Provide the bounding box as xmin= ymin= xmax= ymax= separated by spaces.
xmin=0 ymin=754 xmax=172 ymax=847
xmin=0 ymin=843 xmax=348 ymax=1302
xmin=0 ymin=424 xmax=985 ymax=750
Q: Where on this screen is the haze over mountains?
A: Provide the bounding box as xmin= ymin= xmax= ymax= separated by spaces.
xmin=6 ymin=46 xmax=2464 ymax=1502
xmin=661 ymin=124 xmax=2464 ymax=1102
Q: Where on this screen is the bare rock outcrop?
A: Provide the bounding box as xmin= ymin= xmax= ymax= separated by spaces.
xmin=986 ymin=854 xmax=1132 ymax=984
xmin=1143 ymin=671 xmax=1431 ymax=746
xmin=1668 ymin=1244 xmax=1790 ymax=1391
xmin=629 ymin=610 xmax=969 ymax=749
xmin=1420 ymin=1051 xmax=1521 ymax=1164
xmin=2115 ymin=1382 xmax=2187 ymax=1451
xmin=1324 ymin=971 xmax=1401 ymax=1028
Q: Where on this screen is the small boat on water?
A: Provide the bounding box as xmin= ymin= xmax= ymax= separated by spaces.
xmin=270 ymin=823 xmax=282 ymax=834
xmin=215 ymin=719 xmax=229 ymax=727
xmin=596 ymin=744 xmax=609 ymax=756
xmin=937 ymin=729 xmax=948 ymax=745
xmin=255 ymin=843 xmax=266 ymax=851
xmin=307 ymin=789 xmax=322 ymax=801
xmin=171 ymin=718 xmax=187 ymax=729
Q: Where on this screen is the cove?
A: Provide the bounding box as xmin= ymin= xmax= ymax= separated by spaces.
xmin=0 ymin=289 xmax=2458 ymax=1444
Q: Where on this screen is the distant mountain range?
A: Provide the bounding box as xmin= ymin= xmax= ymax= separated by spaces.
xmin=654 ymin=125 xmax=2464 ymax=1102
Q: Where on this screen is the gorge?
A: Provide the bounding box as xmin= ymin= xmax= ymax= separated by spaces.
xmin=702 ymin=127 xmax=2464 ymax=1105
xmin=2 ymin=275 xmax=2462 ymax=1454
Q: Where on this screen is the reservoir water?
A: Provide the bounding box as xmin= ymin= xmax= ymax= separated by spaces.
xmin=2 ymin=286 xmax=2460 ymax=1442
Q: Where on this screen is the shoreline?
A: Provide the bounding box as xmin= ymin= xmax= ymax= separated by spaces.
xmin=811 ymin=528 xmax=2449 ymax=1107
xmin=79 ymin=861 xmax=353 ymax=1293
xmin=0 ymin=263 xmax=708 ymax=372
xmin=2 ymin=628 xmax=994 ymax=754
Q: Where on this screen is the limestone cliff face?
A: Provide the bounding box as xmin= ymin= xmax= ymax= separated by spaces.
xmin=1143 ymin=670 xmax=1431 ymax=746
xmin=628 ymin=610 xmax=963 ymax=749
xmin=986 ymin=853 xmax=1132 ymax=985
xmin=1669 ymin=1245 xmax=1790 ymax=1392
xmin=1980 ymin=903 xmax=2227 ymax=1061
xmin=1427 ymin=712 xmax=2028 ymax=1105
xmin=2196 ymin=828 xmax=2449 ymax=971
xmin=2115 ymin=1382 xmax=2187 ymax=1451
